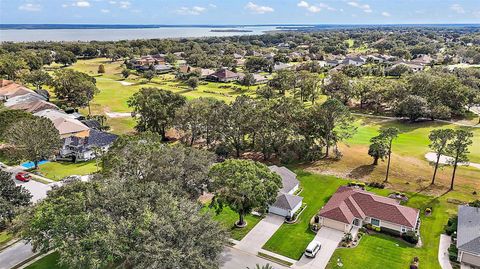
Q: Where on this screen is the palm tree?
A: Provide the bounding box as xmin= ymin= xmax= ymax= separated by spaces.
xmin=247 ymin=264 xmax=274 ymax=269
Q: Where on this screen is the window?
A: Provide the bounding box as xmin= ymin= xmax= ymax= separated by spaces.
xmin=401 ymin=226 xmax=407 ymax=233
xmin=371 ymin=218 xmax=380 ymax=226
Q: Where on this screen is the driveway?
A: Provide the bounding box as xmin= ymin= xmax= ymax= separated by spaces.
xmin=0 ymin=241 xmax=35 ymax=269
xmin=221 ymin=247 xmax=288 ymax=269
xmin=439 ymin=234 xmax=453 ymax=269
xmin=295 ymin=227 xmax=344 ymax=269
xmin=236 ymin=214 xmax=285 ymax=253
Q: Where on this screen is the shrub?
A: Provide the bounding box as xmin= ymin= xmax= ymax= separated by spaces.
xmin=374 ymin=226 xmax=381 ymax=232
xmin=368 ymin=182 xmax=385 ymax=189
xmin=98 ymin=64 xmax=106 ymax=74
xmin=402 ymin=231 xmax=419 ymax=244
xmin=448 ymin=244 xmax=458 ymax=261
xmin=445 ymin=215 xmax=458 ymax=236
xmin=425 ymin=208 xmax=432 ymax=214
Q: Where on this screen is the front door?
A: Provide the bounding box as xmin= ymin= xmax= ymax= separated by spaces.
xmin=353 ymin=218 xmax=361 ymax=227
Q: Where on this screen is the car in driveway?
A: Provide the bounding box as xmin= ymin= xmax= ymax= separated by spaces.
xmin=304 ymin=240 xmax=321 ymax=258
xmin=15 ymin=172 xmax=31 ymax=182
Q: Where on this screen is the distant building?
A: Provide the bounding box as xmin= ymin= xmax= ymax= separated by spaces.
xmin=206 ymin=68 xmax=240 ymax=82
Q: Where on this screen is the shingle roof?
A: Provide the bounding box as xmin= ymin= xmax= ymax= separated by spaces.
xmin=268 ymin=165 xmax=299 ymax=194
xmin=9 ymin=99 xmax=59 ymax=113
xmin=320 ymin=186 xmax=419 ymax=228
xmin=272 ymin=194 xmax=303 ymax=210
xmin=209 ymin=69 xmax=239 ymax=79
xmin=86 ymin=129 xmax=118 ymax=148
xmin=457 ymin=205 xmax=480 ymax=255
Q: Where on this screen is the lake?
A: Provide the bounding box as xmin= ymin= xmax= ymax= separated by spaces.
xmin=0 ymin=26 xmax=278 ymax=42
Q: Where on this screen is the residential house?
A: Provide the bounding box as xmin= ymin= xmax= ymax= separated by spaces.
xmin=273 ymin=62 xmax=292 ymax=71
xmin=342 ymin=56 xmax=367 ymax=66
xmin=178 ymin=65 xmax=215 ymax=78
xmin=4 ymin=92 xmax=47 ymax=107
xmin=0 ymin=80 xmax=37 ymax=101
xmin=152 ymin=64 xmax=173 ymax=74
xmin=411 ymin=54 xmax=434 ymax=66
xmin=268 ymin=166 xmax=303 ymax=218
xmin=457 ymin=205 xmax=480 ymax=268
xmin=326 ymin=59 xmax=341 ymax=67
xmin=34 ymin=109 xmax=90 ymax=138
xmin=206 ymin=68 xmax=240 ymax=82
xmin=60 ymin=129 xmax=118 ymax=161
xmin=318 ymin=186 xmax=419 ymax=234
xmin=8 ymin=99 xmax=59 ymax=114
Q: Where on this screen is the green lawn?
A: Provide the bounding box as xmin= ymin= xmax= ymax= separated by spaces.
xmin=262 ymin=171 xmax=348 ymax=260
xmin=202 ymin=205 xmax=262 ymax=241
xmin=37 ymin=161 xmax=98 ymax=181
xmin=0 ymin=231 xmax=13 ymax=248
xmin=25 ymin=252 xmax=67 ymax=269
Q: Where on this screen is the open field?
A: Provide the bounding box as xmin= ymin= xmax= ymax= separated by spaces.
xmin=37 ymin=161 xmax=98 ymax=181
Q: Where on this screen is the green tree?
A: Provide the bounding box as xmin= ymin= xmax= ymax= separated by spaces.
xmin=143 ymin=70 xmax=155 ymax=82
xmin=395 ymin=95 xmax=430 ymax=122
xmin=388 ymin=64 xmax=411 ymax=78
xmin=54 ymin=50 xmax=77 ymax=66
xmin=368 ymin=136 xmax=388 ymax=165
xmin=97 ymin=64 xmax=106 ymax=74
xmin=209 ymin=159 xmax=281 ymax=227
xmin=0 ymin=110 xmax=33 ymax=140
xmin=446 ymin=130 xmax=473 ymax=190
xmin=322 ymin=72 xmax=354 ymax=105
xmin=310 ymin=98 xmax=356 ymax=158
xmin=13 ymin=179 xmax=227 ymax=269
xmin=121 ymin=69 xmax=130 ymax=79
xmin=22 ymin=70 xmax=52 ymax=90
xmin=0 ymin=171 xmax=31 ymax=229
xmin=128 ymin=88 xmax=186 ymax=141
xmin=241 ymin=72 xmax=256 ymax=89
xmin=245 ymin=56 xmax=270 ymax=72
xmin=186 ymin=76 xmax=199 ymax=90
xmin=378 ymin=127 xmax=399 ymax=182
xmin=428 ymin=129 xmax=455 ymax=185
xmin=296 ymin=71 xmax=321 ymax=103
xmin=269 ymin=69 xmax=295 ymax=95
xmin=0 ymin=53 xmax=27 ymax=80
xmin=5 ymin=117 xmax=62 ymax=170
xmin=52 ymin=69 xmax=99 ymax=113
xmin=165 ymin=53 xmax=177 ymax=64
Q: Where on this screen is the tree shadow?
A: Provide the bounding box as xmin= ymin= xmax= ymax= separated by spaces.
xmin=347 ymin=164 xmax=376 ymax=179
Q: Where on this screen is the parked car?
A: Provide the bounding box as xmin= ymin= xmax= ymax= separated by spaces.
xmin=304 ymin=240 xmax=321 ymax=258
xmin=15 ymin=172 xmax=31 ymax=182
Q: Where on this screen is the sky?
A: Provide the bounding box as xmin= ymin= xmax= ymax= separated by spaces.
xmin=1 ymin=0 xmax=480 ymax=25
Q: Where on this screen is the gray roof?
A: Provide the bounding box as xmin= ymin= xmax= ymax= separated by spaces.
xmin=269 ymin=165 xmax=299 ymax=194
xmin=457 ymin=205 xmax=480 ymax=255
xmin=272 ymin=194 xmax=303 ymax=210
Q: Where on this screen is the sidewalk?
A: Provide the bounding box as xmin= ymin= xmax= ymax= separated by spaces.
xmin=438 ymin=234 xmax=453 ymax=269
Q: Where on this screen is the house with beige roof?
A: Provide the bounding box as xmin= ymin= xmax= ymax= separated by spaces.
xmin=34 ymin=109 xmax=90 ymax=138
xmin=0 ymin=80 xmax=37 ymax=101
xmin=318 ymin=186 xmax=419 ymax=235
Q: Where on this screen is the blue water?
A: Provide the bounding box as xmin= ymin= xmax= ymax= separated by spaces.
xmin=21 ymin=160 xmax=49 ymax=169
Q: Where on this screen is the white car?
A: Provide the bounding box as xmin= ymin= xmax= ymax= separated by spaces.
xmin=304 ymin=240 xmax=321 ymax=258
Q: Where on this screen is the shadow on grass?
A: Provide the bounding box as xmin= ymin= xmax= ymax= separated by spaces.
xmin=348 ymin=164 xmax=376 ymax=179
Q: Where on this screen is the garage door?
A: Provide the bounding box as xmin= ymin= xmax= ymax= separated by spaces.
xmin=323 ymin=218 xmax=347 ymax=232
xmin=269 ymin=206 xmax=288 ymax=217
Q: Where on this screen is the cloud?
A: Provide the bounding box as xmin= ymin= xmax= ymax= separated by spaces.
xmin=101 ymin=9 xmax=110 ymax=13
xmin=245 ymin=2 xmax=274 ymax=14
xmin=118 ymin=1 xmax=130 ymax=9
xmin=450 ymin=4 xmax=465 ymax=14
xmin=176 ymin=6 xmax=207 ymax=15
xmin=18 ymin=3 xmax=42 ymax=11
xmin=297 ymin=1 xmax=335 ymax=13
xmin=74 ymin=1 xmax=91 ymax=7
xmin=381 ymin=11 xmax=391 ymax=17
xmin=348 ymin=1 xmax=372 ymax=13
xmin=209 ymin=4 xmax=217 ymax=8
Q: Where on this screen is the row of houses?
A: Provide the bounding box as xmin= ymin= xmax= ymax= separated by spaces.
xmin=0 ymin=79 xmax=117 ymax=163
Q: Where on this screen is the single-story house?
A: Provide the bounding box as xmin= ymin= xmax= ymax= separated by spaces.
xmin=411 ymin=54 xmax=434 ymax=66
xmin=0 ymin=80 xmax=37 ymax=101
xmin=152 ymin=64 xmax=173 ymax=74
xmin=206 ymin=68 xmax=240 ymax=82
xmin=457 ymin=205 xmax=480 ymax=268
xmin=326 ymin=59 xmax=341 ymax=67
xmin=4 ymin=92 xmax=47 ymax=107
xmin=318 ymin=186 xmax=419 ymax=234
xmin=59 ymin=129 xmax=118 ymax=161
xmin=273 ymin=62 xmax=292 ymax=71
xmin=34 ymin=109 xmax=90 ymax=138
xmin=9 ymin=99 xmax=59 ymax=114
xmin=178 ymin=65 xmax=215 ymax=78
xmin=342 ymin=56 xmax=367 ymax=66
xmin=268 ymin=165 xmax=303 ymax=218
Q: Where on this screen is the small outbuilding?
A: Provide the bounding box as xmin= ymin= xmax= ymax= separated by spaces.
xmin=268 ymin=166 xmax=303 ymax=218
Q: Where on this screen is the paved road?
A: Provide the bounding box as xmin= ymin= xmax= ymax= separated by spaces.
xmin=220 ymin=247 xmax=288 ymax=269
xmin=295 ymin=227 xmax=344 ymax=269
xmin=236 ymin=214 xmax=285 ymax=253
xmin=438 ymin=234 xmax=453 ymax=269
xmin=0 ymin=241 xmax=35 ymax=269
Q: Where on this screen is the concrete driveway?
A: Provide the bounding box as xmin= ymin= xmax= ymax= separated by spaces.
xmin=0 ymin=241 xmax=35 ymax=269
xmin=221 ymin=247 xmax=288 ymax=269
xmin=295 ymin=227 xmax=344 ymax=269
xmin=236 ymin=214 xmax=285 ymax=253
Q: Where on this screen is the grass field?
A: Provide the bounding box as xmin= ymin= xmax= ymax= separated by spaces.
xmin=202 ymin=205 xmax=262 ymax=241
xmin=0 ymin=231 xmax=13 ymax=248
xmin=263 ymin=171 xmax=348 ymax=260
xmin=25 ymin=252 xmax=67 ymax=269
xmin=37 ymin=160 xmax=98 ymax=181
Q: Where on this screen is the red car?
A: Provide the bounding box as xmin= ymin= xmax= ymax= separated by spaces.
xmin=15 ymin=172 xmax=31 ymax=182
